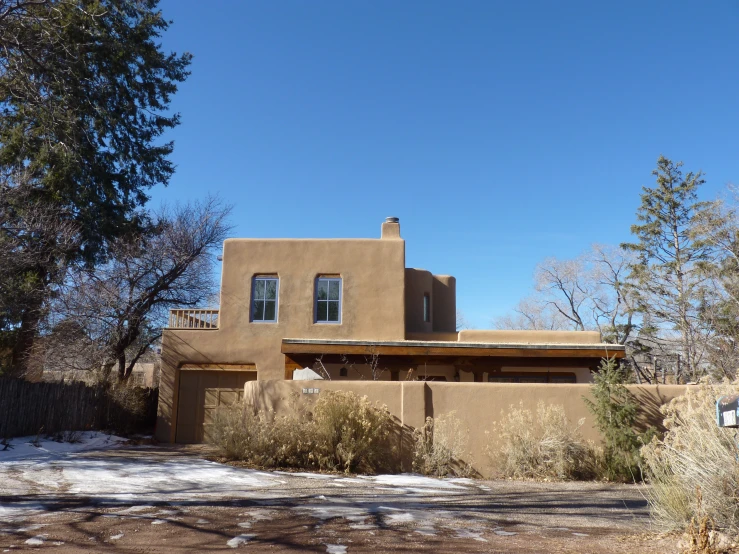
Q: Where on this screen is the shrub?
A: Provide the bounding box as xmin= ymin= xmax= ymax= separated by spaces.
xmin=412 ymin=411 xmax=472 ymax=477
xmin=489 ymin=401 xmax=596 ymax=480
xmin=211 ymin=400 xmax=313 ymax=468
xmin=583 ymin=357 xmax=654 ymax=481
xmin=212 ymin=390 xmax=395 ymax=474
xmin=641 ymin=381 xmax=739 ymax=537
xmin=312 ymin=390 xmax=394 ymax=473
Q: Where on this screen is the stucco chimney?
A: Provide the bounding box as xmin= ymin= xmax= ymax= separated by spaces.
xmin=381 ymin=217 xmax=401 ymax=239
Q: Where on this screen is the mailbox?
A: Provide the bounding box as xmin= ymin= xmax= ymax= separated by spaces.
xmin=717 ymin=395 xmax=739 ymax=428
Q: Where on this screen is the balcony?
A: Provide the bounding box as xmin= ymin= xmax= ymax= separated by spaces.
xmin=168 ymin=309 xmax=219 ymax=330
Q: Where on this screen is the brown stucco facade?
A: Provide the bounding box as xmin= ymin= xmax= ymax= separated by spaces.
xmin=156 ymin=218 xmax=625 ymax=442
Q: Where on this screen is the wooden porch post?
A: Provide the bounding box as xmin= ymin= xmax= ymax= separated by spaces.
xmin=284 ymin=354 xmax=302 ymax=380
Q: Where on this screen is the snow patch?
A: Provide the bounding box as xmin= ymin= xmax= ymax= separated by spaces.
xmin=370 ymin=474 xmax=467 ymax=490
xmin=227 ymin=534 xmax=255 ymax=548
xmin=110 ymin=533 xmax=124 ymax=540
xmin=325 ymin=545 xmax=347 ymax=554
xmin=385 ymin=512 xmax=414 ymax=524
xmin=25 ymin=536 xmax=46 ymax=546
xmin=0 ymin=432 xmax=126 ymax=461
xmin=455 ymin=529 xmax=487 ymax=542
xmin=494 ymin=528 xmax=517 ymax=536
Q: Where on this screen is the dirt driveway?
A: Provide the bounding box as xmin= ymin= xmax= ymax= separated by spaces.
xmin=0 ymin=442 xmax=677 ymax=553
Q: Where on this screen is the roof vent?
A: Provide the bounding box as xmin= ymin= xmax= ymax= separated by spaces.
xmin=385 ymin=216 xmax=399 ymax=223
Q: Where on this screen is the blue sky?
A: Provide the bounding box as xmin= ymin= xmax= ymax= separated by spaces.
xmin=153 ymin=0 xmax=739 ymax=329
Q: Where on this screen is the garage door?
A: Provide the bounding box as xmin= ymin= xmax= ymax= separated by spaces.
xmin=175 ymin=370 xmax=257 ymax=444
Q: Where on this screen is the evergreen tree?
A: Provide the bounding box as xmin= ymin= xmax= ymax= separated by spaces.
xmin=621 ymin=156 xmax=714 ymax=381
xmin=583 ymin=358 xmax=650 ymax=480
xmin=0 ymin=0 xmax=191 ymax=374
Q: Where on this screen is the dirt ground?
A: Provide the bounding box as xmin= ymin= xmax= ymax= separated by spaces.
xmin=0 ymin=443 xmax=680 ymax=553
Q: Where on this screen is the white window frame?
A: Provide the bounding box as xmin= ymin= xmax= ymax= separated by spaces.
xmin=315 ymin=277 xmax=342 ymax=324
xmin=251 ymin=276 xmax=279 ymax=323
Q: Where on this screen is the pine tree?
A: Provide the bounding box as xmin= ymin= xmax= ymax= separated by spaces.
xmin=584 ymin=358 xmax=650 ymax=480
xmin=0 ymin=0 xmax=191 ymax=374
xmin=621 ymin=156 xmax=714 ymax=381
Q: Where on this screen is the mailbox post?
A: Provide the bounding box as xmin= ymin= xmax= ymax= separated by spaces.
xmin=716 ymin=395 xmax=739 ymax=428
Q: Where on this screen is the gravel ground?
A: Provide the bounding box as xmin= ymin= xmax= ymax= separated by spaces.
xmin=0 ymin=443 xmax=679 ymax=553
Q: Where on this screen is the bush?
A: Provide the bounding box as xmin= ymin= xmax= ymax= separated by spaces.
xmin=489 ymin=401 xmax=597 ymax=480
xmin=413 ymin=411 xmax=472 ymax=477
xmin=583 ymin=357 xmax=654 ymax=481
xmin=312 ymin=390 xmax=394 ymax=473
xmin=642 ymin=381 xmax=739 ymax=537
xmin=212 ymin=390 xmax=395 ymax=474
xmin=211 ymin=401 xmax=314 ymax=468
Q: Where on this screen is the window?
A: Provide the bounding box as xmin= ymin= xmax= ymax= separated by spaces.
xmin=423 ymin=293 xmax=431 ymax=323
xmin=315 ymin=277 xmax=341 ymax=323
xmin=252 ymin=276 xmax=278 ymax=322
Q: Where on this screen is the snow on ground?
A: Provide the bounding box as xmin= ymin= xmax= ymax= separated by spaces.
xmin=0 ymin=442 xmax=623 ymax=542
xmin=0 ymin=432 xmax=126 ymax=461
xmin=0 ymin=435 xmax=285 ymax=522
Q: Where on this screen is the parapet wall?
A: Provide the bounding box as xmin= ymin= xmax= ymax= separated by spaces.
xmin=244 ymin=380 xmax=687 ymax=477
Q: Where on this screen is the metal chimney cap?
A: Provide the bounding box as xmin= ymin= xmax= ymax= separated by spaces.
xmin=385 ymin=217 xmax=399 ymax=223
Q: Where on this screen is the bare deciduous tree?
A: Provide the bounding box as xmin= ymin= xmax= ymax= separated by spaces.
xmin=52 ymin=197 xmax=231 ymax=381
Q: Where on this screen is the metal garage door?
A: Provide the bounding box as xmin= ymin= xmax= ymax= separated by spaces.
xmin=175 ymin=370 xmax=257 ymax=443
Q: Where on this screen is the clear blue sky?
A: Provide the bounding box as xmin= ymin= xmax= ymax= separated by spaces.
xmin=153 ymin=0 xmax=739 ymax=329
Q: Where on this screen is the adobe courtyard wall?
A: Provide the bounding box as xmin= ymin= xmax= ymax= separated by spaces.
xmin=243 ymin=380 xmax=688 ymax=478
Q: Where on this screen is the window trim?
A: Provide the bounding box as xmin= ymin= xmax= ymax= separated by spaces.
xmin=251 ymin=275 xmax=279 ymax=323
xmin=314 ymin=276 xmax=342 ymax=324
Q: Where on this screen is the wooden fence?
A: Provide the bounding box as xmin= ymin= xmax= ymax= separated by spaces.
xmin=0 ymin=379 xmax=158 ymax=439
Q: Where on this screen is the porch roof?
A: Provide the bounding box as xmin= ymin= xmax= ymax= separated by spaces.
xmin=281 ymin=338 xmax=625 ymax=359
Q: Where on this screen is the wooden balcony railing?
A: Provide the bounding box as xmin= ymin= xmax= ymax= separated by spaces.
xmin=168 ymin=309 xmax=219 ymax=330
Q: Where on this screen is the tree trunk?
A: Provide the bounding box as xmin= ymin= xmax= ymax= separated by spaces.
xmin=10 ymin=297 xmax=44 ymax=378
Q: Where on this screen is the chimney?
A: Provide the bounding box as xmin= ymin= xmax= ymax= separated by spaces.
xmin=381 ymin=216 xmax=401 ymax=239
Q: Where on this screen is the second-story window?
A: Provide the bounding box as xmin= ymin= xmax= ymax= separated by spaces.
xmin=423 ymin=293 xmax=431 ymax=323
xmin=252 ymin=276 xmax=278 ymax=322
xmin=316 ymin=277 xmax=341 ymax=323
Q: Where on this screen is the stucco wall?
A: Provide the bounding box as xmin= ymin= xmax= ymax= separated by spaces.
xmin=404 ymin=269 xmax=434 ymax=334
xmin=156 ymin=235 xmax=407 ymax=442
xmin=432 ymin=275 xmax=456 ymax=333
xmin=458 ymin=329 xmax=603 ymax=344
xmin=243 ymin=380 xmax=687 ymax=477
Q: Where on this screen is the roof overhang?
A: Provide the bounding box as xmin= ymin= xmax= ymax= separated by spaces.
xmin=281 ymin=338 xmax=625 ymax=359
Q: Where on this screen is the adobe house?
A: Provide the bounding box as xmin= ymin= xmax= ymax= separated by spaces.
xmin=157 ymin=218 xmax=624 ymax=443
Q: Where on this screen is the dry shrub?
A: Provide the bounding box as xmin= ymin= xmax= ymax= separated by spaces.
xmin=212 ymin=390 xmax=395 ymax=474
xmin=489 ymin=401 xmax=597 ymax=480
xmin=311 ymin=390 xmax=394 ymax=473
xmin=211 ymin=401 xmax=313 ymax=468
xmin=642 ymin=381 xmax=739 ymax=537
xmin=413 ymin=411 xmax=472 ymax=477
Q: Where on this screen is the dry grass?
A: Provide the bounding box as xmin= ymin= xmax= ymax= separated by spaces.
xmin=642 ymin=381 xmax=739 ymax=539
xmin=212 ymin=390 xmax=395 ymax=474
xmin=412 ymin=411 xmax=473 ymax=477
xmin=489 ymin=401 xmax=598 ymax=480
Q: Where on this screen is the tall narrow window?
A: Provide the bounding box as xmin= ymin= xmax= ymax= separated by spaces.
xmin=316 ymin=277 xmax=341 ymax=323
xmin=423 ymin=293 xmax=431 ymax=323
xmin=252 ymin=276 xmax=278 ymax=322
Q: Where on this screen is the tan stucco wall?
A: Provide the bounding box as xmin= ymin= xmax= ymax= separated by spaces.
xmin=432 ymin=275 xmax=456 ymax=333
xmin=404 ymin=270 xmax=456 ymax=335
xmin=156 ymin=235 xmax=407 ymax=442
xmin=458 ymin=329 xmax=603 ymax=345
xmin=404 ymin=269 xmax=434 ymax=334
xmin=244 ymin=380 xmax=688 ymax=477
